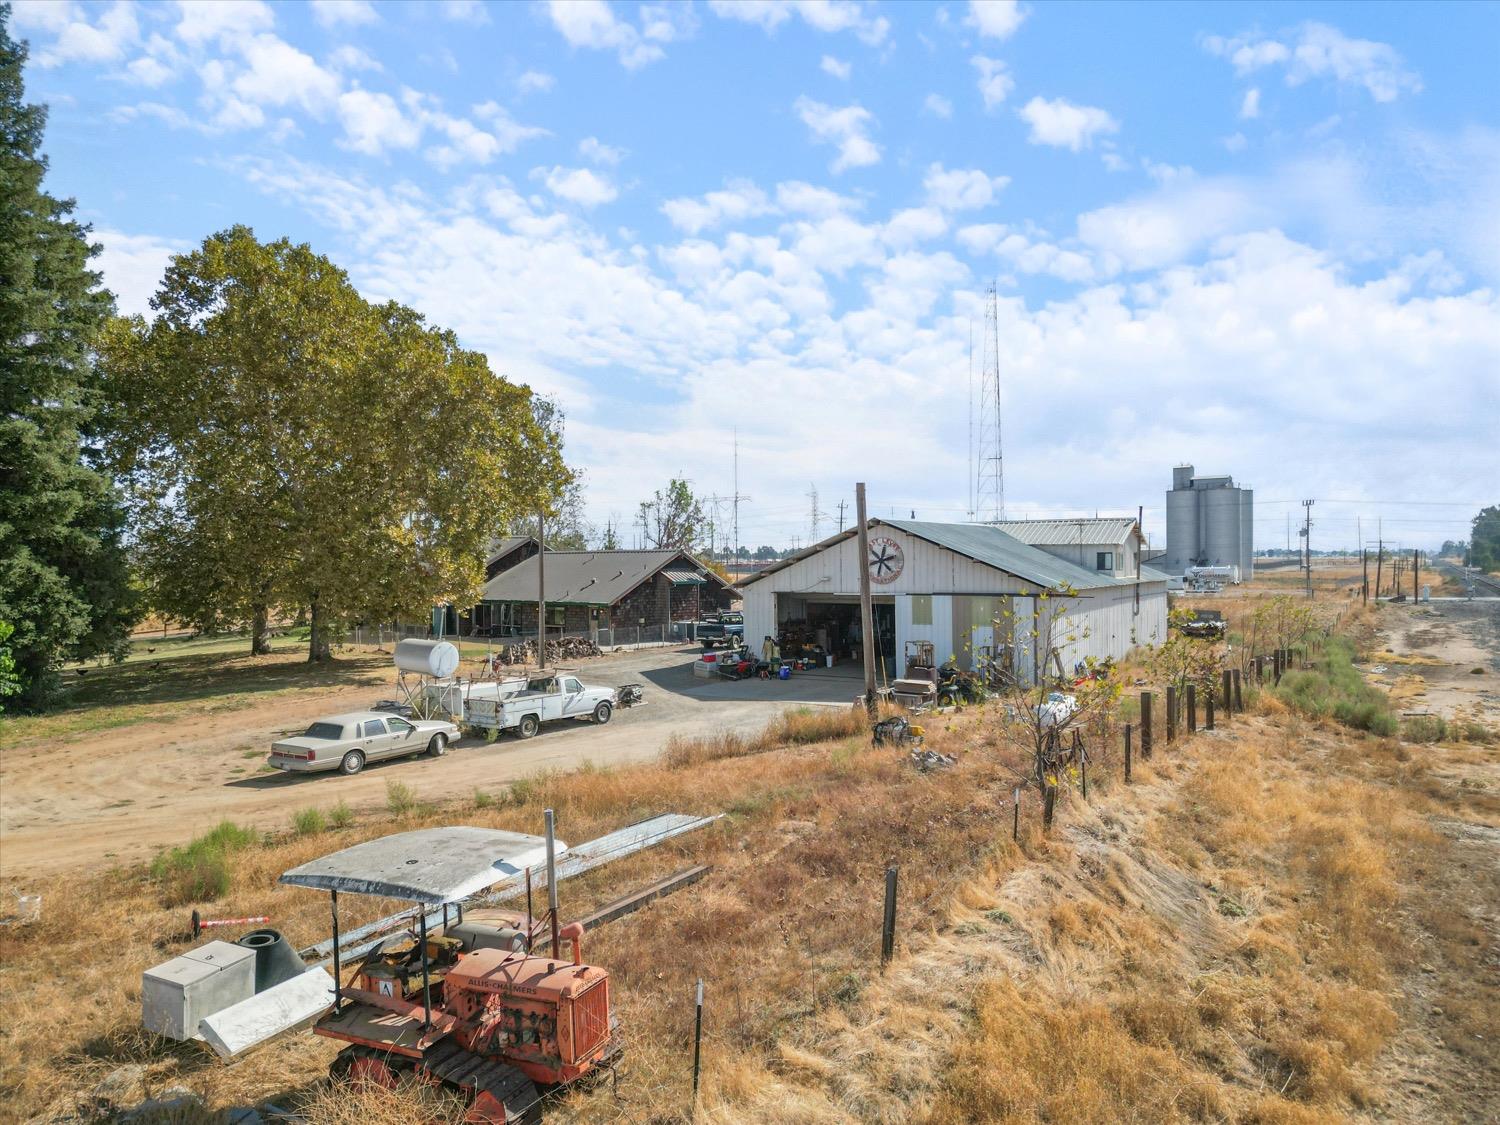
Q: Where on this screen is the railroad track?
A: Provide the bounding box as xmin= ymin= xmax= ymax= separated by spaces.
xmin=1433 ymin=559 xmax=1500 ymax=597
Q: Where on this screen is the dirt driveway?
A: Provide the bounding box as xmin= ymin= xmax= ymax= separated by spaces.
xmin=0 ymin=646 xmax=864 ymax=879
xmin=1364 ymin=599 xmax=1500 ymax=724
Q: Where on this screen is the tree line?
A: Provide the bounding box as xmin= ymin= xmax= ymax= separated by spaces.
xmin=0 ymin=12 xmax=567 ymax=708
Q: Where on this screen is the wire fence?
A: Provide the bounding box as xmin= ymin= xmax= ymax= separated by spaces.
xmin=346 ymin=621 xmax=701 ymax=651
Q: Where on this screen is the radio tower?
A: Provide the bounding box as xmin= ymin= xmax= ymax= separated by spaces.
xmin=975 ymin=283 xmax=1006 ymax=522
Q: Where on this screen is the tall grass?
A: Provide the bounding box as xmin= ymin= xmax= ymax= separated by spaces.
xmin=148 ymin=821 xmax=260 ymax=906
xmin=663 ymin=706 xmax=867 ymax=768
xmin=1274 ymin=636 xmax=1398 ymax=735
xmin=290 ymin=807 xmax=327 ymax=836
xmin=384 ymin=779 xmax=417 ymax=815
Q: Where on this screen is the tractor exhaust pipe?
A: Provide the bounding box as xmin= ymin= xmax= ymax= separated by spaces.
xmin=545 ymin=808 xmax=560 ymax=958
xmin=560 ymin=921 xmax=584 ymax=965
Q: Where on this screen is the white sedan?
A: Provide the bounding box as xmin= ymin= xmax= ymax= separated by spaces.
xmin=268 ymin=711 xmax=460 ymax=776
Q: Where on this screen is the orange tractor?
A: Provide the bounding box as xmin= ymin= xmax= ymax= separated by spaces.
xmin=279 ymin=814 xmax=618 ymax=1122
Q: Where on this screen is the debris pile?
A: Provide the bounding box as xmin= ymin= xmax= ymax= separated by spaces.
xmin=909 ymin=747 xmax=956 ymax=771
xmin=488 ymin=637 xmax=603 ymax=667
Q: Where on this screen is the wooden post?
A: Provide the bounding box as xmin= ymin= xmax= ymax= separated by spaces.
xmin=1124 ymin=723 xmax=1133 ymax=782
xmin=692 ymin=978 xmax=704 ymax=1107
xmin=1042 ymin=782 xmax=1057 ymax=832
xmin=856 ymin=483 xmax=878 ymax=722
xmin=1362 ymin=548 xmax=1369 ymax=606
xmin=1375 ymin=543 xmax=1384 ymax=601
xmin=1222 ymin=669 xmax=1233 ymax=719
xmin=1012 ymin=787 xmax=1020 ymax=843
xmin=880 ymin=865 xmax=898 ymax=966
xmin=1166 ymin=685 xmax=1176 ymax=742
xmin=1206 ymin=690 xmax=1215 ymax=731
xmin=536 ymin=510 xmax=547 ymax=672
xmin=1078 ymin=731 xmax=1088 ymax=800
xmin=1233 ymin=669 xmax=1243 ymax=712
xmin=330 ymin=890 xmax=341 ymax=1015
xmin=1413 ymin=548 xmax=1419 ymax=602
xmin=1140 ymin=691 xmax=1153 ymax=758
xmin=1187 ymin=684 xmax=1197 ymax=732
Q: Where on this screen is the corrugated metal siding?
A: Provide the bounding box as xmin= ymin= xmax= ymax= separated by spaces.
xmin=991 ymin=518 xmax=1136 ymax=545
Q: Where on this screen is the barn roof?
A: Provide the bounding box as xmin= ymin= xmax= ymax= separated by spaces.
xmin=988 ymin=517 xmax=1141 ymax=547
xmin=737 ymin=518 xmax=1146 ymax=593
xmin=480 ymin=549 xmax=732 ymax=606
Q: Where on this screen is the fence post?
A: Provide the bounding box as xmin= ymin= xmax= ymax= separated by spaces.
xmin=1166 ymin=685 xmax=1176 ymax=743
xmin=1124 ymin=723 xmax=1133 ymax=782
xmin=1206 ymin=690 xmax=1215 ymax=731
xmin=1042 ymin=782 xmax=1057 ymax=832
xmin=1233 ymin=669 xmax=1243 ymax=712
xmin=1012 ymin=787 xmax=1020 ymax=843
xmin=692 ymin=978 xmax=704 ymax=1109
xmin=1187 ymin=684 xmax=1197 ymax=732
xmin=1222 ymin=670 xmax=1233 ymax=720
xmin=1140 ymin=691 xmax=1153 ymax=758
xmin=880 ymin=866 xmax=899 ymax=967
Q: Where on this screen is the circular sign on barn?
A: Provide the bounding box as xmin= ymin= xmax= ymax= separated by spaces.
xmin=868 ymin=536 xmax=904 ymax=584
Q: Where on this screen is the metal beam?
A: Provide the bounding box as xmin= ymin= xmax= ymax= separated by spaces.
xmin=577 ymin=865 xmax=711 ymax=932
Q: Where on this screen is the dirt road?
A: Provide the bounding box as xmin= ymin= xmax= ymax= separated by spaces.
xmin=0 ymin=646 xmax=863 ymax=879
xmin=1364 ymin=598 xmax=1500 ymax=724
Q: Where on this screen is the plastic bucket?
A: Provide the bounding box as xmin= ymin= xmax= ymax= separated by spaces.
xmin=778 ymin=666 xmax=790 ymax=680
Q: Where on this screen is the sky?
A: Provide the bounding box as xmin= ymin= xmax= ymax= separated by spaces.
xmin=11 ymin=0 xmax=1500 ymax=554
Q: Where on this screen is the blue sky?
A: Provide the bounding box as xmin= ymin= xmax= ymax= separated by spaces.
xmin=12 ymin=0 xmax=1500 ymax=552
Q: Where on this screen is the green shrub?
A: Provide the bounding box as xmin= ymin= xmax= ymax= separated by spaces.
xmin=291 ymin=807 xmax=327 ymax=835
xmin=473 ymin=789 xmax=494 ymax=809
xmin=385 ymin=780 xmax=417 ymax=815
xmin=507 ymin=777 xmax=538 ymax=807
xmin=1401 ymin=715 xmax=1449 ymax=744
xmin=150 ymin=821 xmax=259 ymax=906
xmin=1274 ymin=636 xmax=1397 ymax=735
xmin=327 ymin=800 xmax=354 ymax=829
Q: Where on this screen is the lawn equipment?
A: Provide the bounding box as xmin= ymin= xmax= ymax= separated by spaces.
xmin=279 ymin=817 xmax=619 ymax=1122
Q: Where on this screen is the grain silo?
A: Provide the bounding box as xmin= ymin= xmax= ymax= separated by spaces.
xmin=1164 ymin=465 xmax=1254 ymax=580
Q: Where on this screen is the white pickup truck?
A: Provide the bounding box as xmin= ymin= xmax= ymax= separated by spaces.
xmin=464 ymin=673 xmax=618 ymax=738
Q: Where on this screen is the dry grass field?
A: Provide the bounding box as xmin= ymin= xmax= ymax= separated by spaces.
xmin=2 ymin=597 xmax=1495 ymax=1124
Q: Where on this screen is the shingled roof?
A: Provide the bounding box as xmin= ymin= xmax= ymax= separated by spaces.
xmin=480 ymin=549 xmax=732 ymax=606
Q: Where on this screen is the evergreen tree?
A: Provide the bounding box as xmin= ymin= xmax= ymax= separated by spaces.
xmin=0 ymin=7 xmax=138 ymax=708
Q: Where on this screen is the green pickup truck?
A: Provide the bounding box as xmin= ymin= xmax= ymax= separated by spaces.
xmin=693 ymin=611 xmax=745 ymax=648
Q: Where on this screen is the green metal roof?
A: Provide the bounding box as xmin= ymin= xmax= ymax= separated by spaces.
xmin=882 ymin=519 xmax=1119 ymax=591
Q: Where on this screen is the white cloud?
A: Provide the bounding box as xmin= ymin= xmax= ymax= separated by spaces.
xmin=924 ymin=92 xmax=953 ymax=119
xmin=337 ymin=88 xmax=419 ymax=155
xmin=174 ymin=0 xmax=275 ymax=46
xmin=662 ymin=181 xmax=776 ymax=234
xmin=1223 ymin=132 xmax=1248 ymax=153
xmin=517 ymin=70 xmax=555 ymax=95
xmin=579 ymin=136 xmax=626 ymax=166
xmin=965 ymin=0 xmax=1026 ymax=40
xmin=882 ymin=207 xmax=949 ymax=249
xmin=1018 ymin=96 xmax=1119 ymax=150
xmin=1239 ymin=87 xmax=1261 ymax=120
xmin=707 ymin=0 xmax=889 ymax=45
xmin=328 ymin=45 xmax=381 ymax=72
xmin=540 ymin=165 xmax=619 ymax=207
xmin=471 ymin=101 xmax=550 ymax=153
xmin=795 ymin=96 xmax=881 ymax=173
xmin=439 ymin=0 xmax=490 ymax=25
xmin=546 ymin=0 xmax=665 ymax=69
xmin=924 ymin=163 xmax=1009 ymax=211
xmin=970 ymin=56 xmax=1014 ymax=110
xmin=93 ymin=229 xmax=188 ymax=317
xmin=821 ymin=55 xmax=851 ymax=80
xmin=310 ymin=0 xmax=378 ymax=29
xmin=28 ymin=1 xmax=139 ymax=67
xmin=775 ymin=180 xmax=860 ymax=217
xmin=1076 ymin=179 xmax=1259 ymax=271
xmin=229 ymin=34 xmax=341 ymax=117
xmin=1203 ymin=22 xmax=1422 ymax=102
xmin=126 ymin=53 xmax=175 ymax=87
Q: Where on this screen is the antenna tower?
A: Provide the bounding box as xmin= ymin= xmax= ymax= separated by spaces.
xmin=975 ymin=283 xmax=1006 ymax=522
xmin=808 ymin=484 xmax=821 ymax=544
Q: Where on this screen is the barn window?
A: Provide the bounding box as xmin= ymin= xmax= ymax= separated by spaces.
xmin=1096 ymin=551 xmax=1114 ymax=571
xmin=911 ymin=595 xmax=932 ymax=626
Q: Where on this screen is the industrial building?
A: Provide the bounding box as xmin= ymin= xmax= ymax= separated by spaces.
xmin=736 ymin=518 xmax=1168 ymax=684
xmin=1164 ymin=465 xmax=1254 ymax=579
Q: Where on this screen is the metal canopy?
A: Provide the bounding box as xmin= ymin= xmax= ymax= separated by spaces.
xmin=278 ymin=826 xmax=559 ymax=905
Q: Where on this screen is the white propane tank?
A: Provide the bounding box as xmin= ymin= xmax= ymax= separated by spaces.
xmin=394 ymin=639 xmax=460 ymax=679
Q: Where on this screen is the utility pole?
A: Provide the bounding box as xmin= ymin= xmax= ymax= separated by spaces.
xmin=1413 ymin=548 xmax=1419 ymax=602
xmin=1362 ymin=548 xmax=1369 ymax=606
xmin=836 ymin=499 xmax=847 ymax=531
xmin=536 ymin=510 xmax=546 ymax=671
xmin=1301 ymin=500 xmax=1314 ymax=598
xmin=856 ymin=483 xmax=877 ymax=721
xmin=1375 ymin=539 xmax=1384 ymax=600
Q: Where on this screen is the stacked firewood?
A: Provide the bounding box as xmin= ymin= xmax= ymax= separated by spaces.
xmin=488 ymin=637 xmax=603 ymax=667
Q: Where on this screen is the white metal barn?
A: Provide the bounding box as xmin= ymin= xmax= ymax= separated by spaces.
xmin=737 ymin=518 xmax=1169 ymax=683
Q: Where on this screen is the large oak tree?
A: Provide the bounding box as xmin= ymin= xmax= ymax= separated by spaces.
xmin=101 ymin=226 xmax=569 ymax=661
